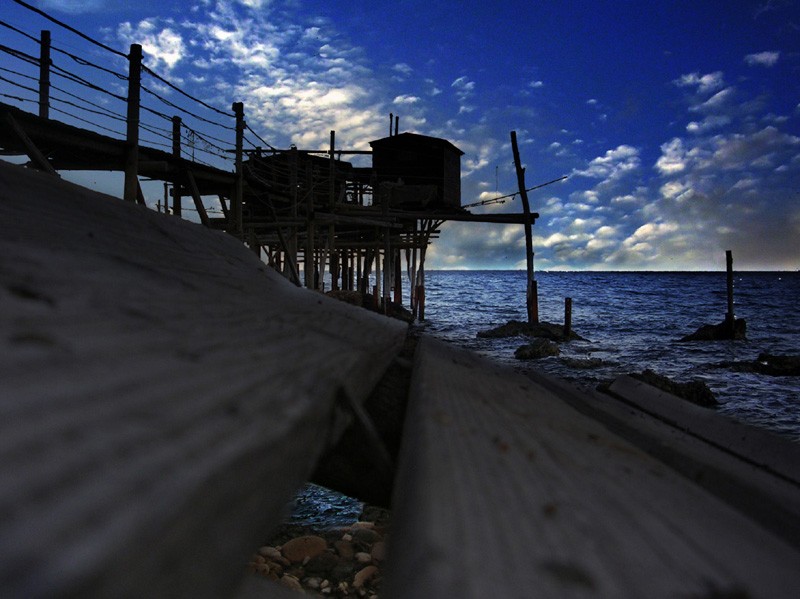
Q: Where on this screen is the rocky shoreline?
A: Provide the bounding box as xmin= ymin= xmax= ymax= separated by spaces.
xmin=248 ymin=505 xmax=391 ymax=597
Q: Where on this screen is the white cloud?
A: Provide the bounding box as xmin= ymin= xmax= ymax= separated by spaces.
xmin=691 ymin=87 xmax=735 ymax=113
xmin=745 ymin=51 xmax=780 ymax=67
xmin=529 ymin=80 xmax=544 ymax=88
xmin=393 ymin=63 xmax=413 ymax=76
xmin=655 ymin=138 xmax=688 ymax=175
xmin=451 ymin=76 xmax=476 ymax=114
xmin=674 ymin=71 xmax=725 ymax=95
xmin=39 ymin=0 xmax=104 ymax=13
xmin=686 ymin=115 xmax=731 ymax=134
xmin=393 ymin=95 xmax=420 ymax=105
xmin=117 ymin=19 xmax=186 ymax=70
xmin=573 ymin=145 xmax=640 ymax=180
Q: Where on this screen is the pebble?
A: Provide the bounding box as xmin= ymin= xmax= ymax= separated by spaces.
xmin=353 ymin=565 xmax=378 ymax=589
xmin=334 ymin=540 xmax=354 ymax=560
xmin=250 ymin=506 xmax=389 ymax=597
xmin=355 ymin=551 xmax=372 ymax=564
xmin=370 ymin=541 xmax=386 ymax=562
xmin=281 ymin=535 xmax=328 ymax=563
xmin=280 ymin=574 xmax=303 ymax=592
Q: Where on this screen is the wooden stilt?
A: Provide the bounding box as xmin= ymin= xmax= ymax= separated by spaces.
xmin=123 ymin=44 xmax=142 ymax=203
xmin=510 ymin=131 xmax=536 ymax=325
xmin=564 ymin=297 xmax=572 ymax=338
xmin=726 ymin=250 xmax=735 ymax=335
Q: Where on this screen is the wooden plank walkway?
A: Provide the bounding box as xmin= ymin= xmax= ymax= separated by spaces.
xmin=4 ymin=159 xmax=800 ymax=598
xmin=0 ymin=160 xmax=407 ymax=597
xmin=385 ymin=336 xmax=800 ymax=598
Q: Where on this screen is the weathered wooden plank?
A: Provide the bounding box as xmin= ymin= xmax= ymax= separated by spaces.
xmin=0 ymin=161 xmax=407 ymax=598
xmin=528 ymin=370 xmax=800 ymax=551
xmin=384 ymin=336 xmax=800 ymax=598
xmin=608 ymin=374 xmax=800 ymax=483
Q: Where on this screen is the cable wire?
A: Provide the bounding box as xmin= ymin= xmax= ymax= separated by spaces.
xmin=11 ymin=0 xmax=127 ymax=59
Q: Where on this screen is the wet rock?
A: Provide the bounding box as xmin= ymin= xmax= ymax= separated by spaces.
xmin=334 ymin=539 xmax=354 ymax=560
xmin=754 ymin=353 xmax=800 ymax=376
xmin=326 ymin=290 xmax=414 ymax=323
xmin=352 ymin=527 xmax=381 ymax=545
xmin=370 ymin=541 xmax=386 ymax=562
xmin=717 ymin=352 xmax=800 ymax=376
xmin=279 ymin=574 xmax=304 ymax=592
xmin=305 ymin=550 xmax=339 ymax=576
xmin=355 ymin=551 xmax=373 ymax=564
xmin=680 ymin=318 xmax=746 ymax=341
xmin=479 ymin=319 xmax=586 ymax=341
xmin=281 ymin=535 xmax=328 ymax=563
xmin=631 ymin=369 xmax=718 ymax=408
xmin=325 ymin=290 xmax=363 ymax=307
xmin=353 ymin=565 xmax=379 ymax=589
xmin=515 ymin=338 xmax=561 ymax=360
xmin=561 ymin=357 xmax=607 ymax=369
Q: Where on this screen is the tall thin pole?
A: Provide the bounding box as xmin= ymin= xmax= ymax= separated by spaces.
xmin=510 ymin=130 xmax=537 ymax=324
xmin=123 ymin=44 xmax=142 ymax=203
xmin=38 ymin=30 xmax=51 ymax=119
xmin=171 ymin=116 xmax=182 ymax=217
xmin=232 ymin=102 xmax=244 ymax=238
xmin=726 ymin=249 xmax=735 ymax=333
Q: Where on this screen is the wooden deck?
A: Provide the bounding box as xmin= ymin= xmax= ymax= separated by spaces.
xmin=385 ymin=337 xmax=800 ymax=598
xmin=2 ymin=159 xmax=799 ymax=597
xmin=0 ymin=160 xmax=406 ymax=596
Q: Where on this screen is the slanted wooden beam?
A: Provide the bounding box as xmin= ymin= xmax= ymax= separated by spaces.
xmin=3 ymin=112 xmax=58 ymax=177
xmin=185 ymin=169 xmax=210 ymax=227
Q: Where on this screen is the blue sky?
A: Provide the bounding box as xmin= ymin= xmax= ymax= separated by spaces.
xmin=3 ymin=0 xmax=800 ymax=270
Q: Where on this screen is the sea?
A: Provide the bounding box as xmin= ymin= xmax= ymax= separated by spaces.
xmin=286 ymin=270 xmax=799 ymax=530
xmin=419 ymin=270 xmax=800 ymax=441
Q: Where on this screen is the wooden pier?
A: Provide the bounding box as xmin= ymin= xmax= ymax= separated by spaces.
xmin=2 ymin=8 xmax=800 ymax=598
xmin=2 ymin=159 xmax=800 ymax=598
xmin=0 ymin=17 xmax=536 ymax=315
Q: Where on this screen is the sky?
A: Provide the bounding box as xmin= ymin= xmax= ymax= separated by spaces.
xmin=3 ymin=0 xmax=800 ymax=270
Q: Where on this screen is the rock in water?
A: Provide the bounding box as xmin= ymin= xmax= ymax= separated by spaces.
xmin=631 ymin=369 xmax=718 ymax=408
xmin=478 ymin=319 xmax=585 ymax=341
xmin=514 ymin=338 xmax=561 ymax=360
xmin=755 ymin=353 xmax=800 ymax=376
xmin=680 ymin=318 xmax=746 ymax=341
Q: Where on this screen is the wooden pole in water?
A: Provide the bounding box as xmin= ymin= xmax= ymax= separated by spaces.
xmin=726 ymin=249 xmax=735 ymax=333
xmin=564 ymin=297 xmax=572 ymax=338
xmin=510 ymin=131 xmax=537 ymax=324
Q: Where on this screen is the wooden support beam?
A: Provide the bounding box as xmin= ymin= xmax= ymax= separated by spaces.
xmin=511 ymin=130 xmax=537 ymax=324
xmin=185 ymin=169 xmax=210 ymax=227
xmin=38 ymin=30 xmax=51 ymax=119
xmin=123 ymin=44 xmax=142 ymax=203
xmin=3 ymin=112 xmax=58 ymax=176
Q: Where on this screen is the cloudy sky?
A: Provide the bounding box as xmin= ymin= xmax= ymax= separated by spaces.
xmin=4 ymin=0 xmax=800 ymax=270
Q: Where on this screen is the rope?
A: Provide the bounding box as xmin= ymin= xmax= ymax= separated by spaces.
xmin=141 ymin=65 xmax=234 ymax=120
xmin=11 ymin=0 xmax=127 ymax=59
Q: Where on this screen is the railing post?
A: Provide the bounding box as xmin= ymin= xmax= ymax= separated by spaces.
xmin=38 ymin=30 xmax=51 ymax=119
xmin=232 ymin=101 xmax=244 ymax=238
xmin=123 ymin=44 xmax=142 ymax=203
xmin=172 ymin=116 xmax=182 ymax=217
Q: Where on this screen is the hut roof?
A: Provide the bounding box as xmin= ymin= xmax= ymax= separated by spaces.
xmin=369 ymin=132 xmax=465 ymax=156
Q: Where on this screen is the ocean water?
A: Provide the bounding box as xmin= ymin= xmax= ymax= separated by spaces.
xmin=419 ymin=270 xmax=800 ymax=441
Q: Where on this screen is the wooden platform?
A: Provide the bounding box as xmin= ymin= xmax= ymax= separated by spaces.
xmin=2 ymin=159 xmax=800 ymax=598
xmin=0 ymin=160 xmax=406 ymax=597
xmin=385 ymin=336 xmax=800 ymax=598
